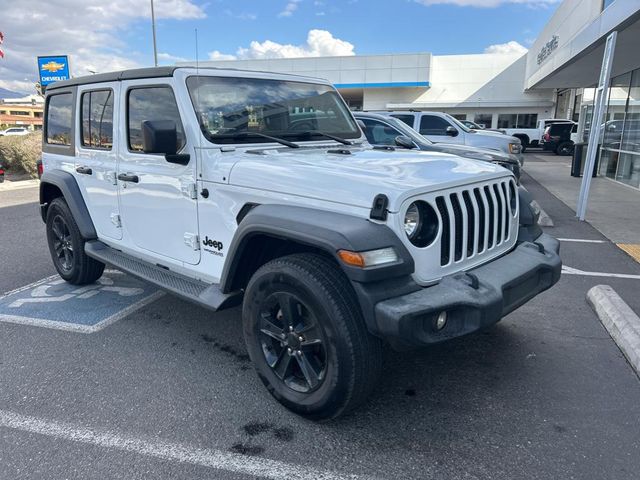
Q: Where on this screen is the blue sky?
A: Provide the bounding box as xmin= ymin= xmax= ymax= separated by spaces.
xmin=147 ymin=0 xmax=559 ymax=63
xmin=1 ymin=0 xmax=561 ymax=93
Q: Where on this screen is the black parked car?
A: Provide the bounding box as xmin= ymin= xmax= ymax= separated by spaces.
xmin=541 ymin=122 xmax=577 ymax=155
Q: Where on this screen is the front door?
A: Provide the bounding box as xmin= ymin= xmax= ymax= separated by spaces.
xmin=75 ymin=83 xmax=122 ymax=240
xmin=418 ymin=114 xmax=463 ymax=144
xmin=117 ymin=80 xmax=200 ymax=265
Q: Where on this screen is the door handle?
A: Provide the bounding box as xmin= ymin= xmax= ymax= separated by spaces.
xmin=117 ymin=173 xmax=139 ymax=183
xmin=76 ymin=166 xmax=93 ymax=175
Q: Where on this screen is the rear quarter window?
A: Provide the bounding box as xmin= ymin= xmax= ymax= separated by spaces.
xmin=46 ymin=93 xmax=73 ymax=146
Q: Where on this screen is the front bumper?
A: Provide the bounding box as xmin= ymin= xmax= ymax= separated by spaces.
xmin=372 ymin=233 xmax=561 ymax=347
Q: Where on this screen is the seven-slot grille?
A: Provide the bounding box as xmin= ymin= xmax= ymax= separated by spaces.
xmin=434 ymin=178 xmax=517 ymax=267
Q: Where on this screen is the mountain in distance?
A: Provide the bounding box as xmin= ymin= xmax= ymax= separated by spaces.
xmin=0 ymin=88 xmax=27 ymax=99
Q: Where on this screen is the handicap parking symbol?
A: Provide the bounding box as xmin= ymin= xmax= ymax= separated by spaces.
xmin=0 ymin=271 xmax=162 ymax=333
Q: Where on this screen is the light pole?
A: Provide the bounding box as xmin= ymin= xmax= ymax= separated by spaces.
xmin=150 ymin=0 xmax=158 ymax=67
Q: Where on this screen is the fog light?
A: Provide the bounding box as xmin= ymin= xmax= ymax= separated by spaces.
xmin=435 ymin=311 xmax=447 ymax=330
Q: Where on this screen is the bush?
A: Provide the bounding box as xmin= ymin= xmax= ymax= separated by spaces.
xmin=0 ymin=132 xmax=42 ymax=178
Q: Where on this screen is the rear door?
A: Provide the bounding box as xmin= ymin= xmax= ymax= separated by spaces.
xmin=117 ymin=80 xmax=200 ymax=265
xmin=75 ymin=83 xmax=122 ymax=240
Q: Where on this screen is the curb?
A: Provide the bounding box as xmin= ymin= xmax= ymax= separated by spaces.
xmin=0 ymin=179 xmax=40 ymax=191
xmin=587 ymin=285 xmax=640 ymax=375
xmin=531 ymin=199 xmax=554 ymax=227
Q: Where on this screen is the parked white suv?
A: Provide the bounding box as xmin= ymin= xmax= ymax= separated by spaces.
xmin=499 ymin=118 xmax=574 ymax=151
xmin=377 ymin=111 xmax=524 ymax=162
xmin=0 ymin=127 xmax=30 ymax=136
xmin=40 ymin=67 xmax=561 ymax=420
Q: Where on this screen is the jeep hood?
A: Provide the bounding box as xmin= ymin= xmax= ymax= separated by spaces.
xmin=228 ymin=146 xmax=511 ymax=212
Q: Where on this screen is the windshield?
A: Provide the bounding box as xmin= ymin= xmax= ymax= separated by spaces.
xmin=186 ymin=76 xmax=361 ymax=144
xmin=446 ymin=114 xmax=471 ymax=133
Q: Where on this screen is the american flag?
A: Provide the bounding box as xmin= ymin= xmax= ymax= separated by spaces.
xmin=0 ymin=31 xmax=4 ymax=59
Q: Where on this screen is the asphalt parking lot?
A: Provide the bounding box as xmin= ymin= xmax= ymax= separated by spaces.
xmin=1 ymin=160 xmax=640 ymax=480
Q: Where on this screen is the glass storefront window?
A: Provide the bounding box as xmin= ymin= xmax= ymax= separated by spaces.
xmin=473 ymin=113 xmax=493 ymax=129
xmin=597 ymin=69 xmax=640 ymax=189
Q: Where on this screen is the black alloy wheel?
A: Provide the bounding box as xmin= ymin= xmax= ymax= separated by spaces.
xmin=258 ymin=292 xmax=327 ymax=393
xmin=51 ymin=214 xmax=74 ymax=273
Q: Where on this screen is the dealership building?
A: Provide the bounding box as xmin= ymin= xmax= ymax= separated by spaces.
xmin=196 ymin=0 xmax=640 ymax=189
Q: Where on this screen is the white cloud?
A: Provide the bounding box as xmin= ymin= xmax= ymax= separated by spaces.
xmin=0 ymin=0 xmax=205 ymax=93
xmin=278 ymin=0 xmax=302 ymax=17
xmin=157 ymin=52 xmax=189 ymax=64
xmin=415 ymin=0 xmax=559 ymax=7
xmin=484 ymin=41 xmax=528 ymax=55
xmin=205 ymin=30 xmax=355 ymax=63
xmin=207 ymin=51 xmax=238 ymax=61
xmin=236 ymin=29 xmax=355 ymax=59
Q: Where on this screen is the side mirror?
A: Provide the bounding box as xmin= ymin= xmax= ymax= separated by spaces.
xmin=445 ymin=126 xmax=459 ymax=137
xmin=395 ymin=135 xmax=416 ymax=149
xmin=142 ymin=120 xmax=189 ymax=165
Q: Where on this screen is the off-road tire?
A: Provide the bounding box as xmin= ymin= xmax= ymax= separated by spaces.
xmin=46 ymin=197 xmax=105 ymax=285
xmin=242 ymin=253 xmax=382 ymax=421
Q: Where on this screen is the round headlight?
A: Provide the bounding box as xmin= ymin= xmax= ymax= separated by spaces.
xmin=404 ymin=201 xmax=439 ymax=248
xmin=404 ymin=202 xmax=421 ymax=239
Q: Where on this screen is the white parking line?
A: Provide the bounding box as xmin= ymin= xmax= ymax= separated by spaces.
xmin=558 ymin=238 xmax=607 ymax=244
xmin=0 ymin=409 xmax=370 ymax=480
xmin=562 ymin=266 xmax=640 ymax=280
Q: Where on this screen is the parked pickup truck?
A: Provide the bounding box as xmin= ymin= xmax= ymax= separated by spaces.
xmin=376 ymin=111 xmax=524 ymax=163
xmin=499 ymin=118 xmax=574 ymax=152
xmin=39 ymin=66 xmax=561 ymax=420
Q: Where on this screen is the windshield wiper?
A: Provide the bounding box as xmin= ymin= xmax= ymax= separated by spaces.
xmin=226 ymin=131 xmax=300 ymax=148
xmin=297 ymin=130 xmax=353 ymax=146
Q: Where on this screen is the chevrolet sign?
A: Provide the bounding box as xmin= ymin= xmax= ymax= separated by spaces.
xmin=37 ymin=55 xmax=71 ymax=87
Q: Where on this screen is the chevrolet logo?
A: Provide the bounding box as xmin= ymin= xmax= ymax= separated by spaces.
xmin=41 ymin=61 xmax=65 ymax=73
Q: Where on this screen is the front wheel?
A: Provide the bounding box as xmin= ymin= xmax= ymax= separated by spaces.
xmin=46 ymin=197 xmax=105 ymax=285
xmin=242 ymin=253 xmax=382 ymax=420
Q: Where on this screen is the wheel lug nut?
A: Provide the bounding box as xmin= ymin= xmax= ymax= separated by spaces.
xmin=298 ymin=336 xmax=303 ymax=342
xmin=287 ymin=347 xmax=292 ymax=354
xmin=289 ymin=326 xmax=294 ymax=331
xmin=296 ymin=350 xmax=302 ymax=356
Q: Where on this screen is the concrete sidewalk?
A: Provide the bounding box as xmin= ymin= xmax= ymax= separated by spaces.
xmin=524 ymin=152 xmax=640 ymax=259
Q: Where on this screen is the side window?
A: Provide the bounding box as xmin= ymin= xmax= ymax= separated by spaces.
xmin=81 ymin=90 xmax=114 ymax=150
xmin=419 ymin=115 xmax=451 ymax=136
xmin=46 ymin=93 xmax=73 ymax=145
xmin=391 ymin=114 xmax=415 ymax=128
xmin=127 ymin=86 xmax=185 ymax=153
xmin=362 ymin=119 xmax=402 ymax=145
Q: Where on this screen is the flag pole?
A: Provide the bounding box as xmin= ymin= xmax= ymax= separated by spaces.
xmin=150 ymin=0 xmax=158 ymax=67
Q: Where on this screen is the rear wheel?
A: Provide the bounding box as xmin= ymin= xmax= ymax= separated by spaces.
xmin=556 ymin=141 xmax=574 ymax=156
xmin=242 ymin=253 xmax=382 ymax=420
xmin=46 ymin=197 xmax=105 ymax=285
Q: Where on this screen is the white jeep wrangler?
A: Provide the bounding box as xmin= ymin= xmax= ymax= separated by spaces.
xmin=40 ymin=67 xmax=561 ymax=420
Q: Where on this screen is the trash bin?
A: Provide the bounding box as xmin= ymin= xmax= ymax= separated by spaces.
xmin=571 ymin=143 xmax=599 ymax=177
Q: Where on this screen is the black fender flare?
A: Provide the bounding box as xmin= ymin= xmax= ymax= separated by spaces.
xmin=220 ymin=204 xmax=415 ymax=293
xmin=40 ymin=169 xmax=97 ymax=240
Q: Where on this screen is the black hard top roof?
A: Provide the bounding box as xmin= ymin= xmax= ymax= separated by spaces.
xmin=46 ymin=66 xmax=179 ymax=90
xmin=45 ymin=65 xmax=323 ymax=91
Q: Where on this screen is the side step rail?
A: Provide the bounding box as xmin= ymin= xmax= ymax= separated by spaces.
xmin=85 ymin=241 xmax=242 ymax=311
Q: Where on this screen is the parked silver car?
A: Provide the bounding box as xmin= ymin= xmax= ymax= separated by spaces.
xmin=355 ymin=112 xmax=522 ymax=181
